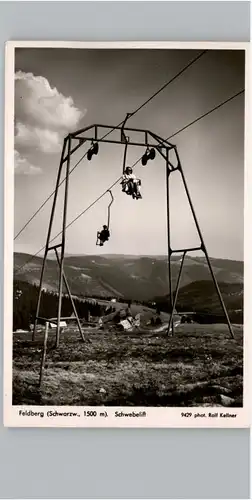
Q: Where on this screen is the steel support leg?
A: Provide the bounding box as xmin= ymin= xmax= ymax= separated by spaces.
xmin=166 ymin=151 xmax=174 ymax=335
xmin=203 ymin=249 xmax=234 ymax=338
xmin=179 ymin=165 xmax=234 ymax=339
xmin=33 ymin=139 xmax=67 ymax=341
xmin=54 ymin=248 xmax=86 ymax=342
xmin=56 ymin=136 xmax=71 ymax=347
xmin=167 ymin=251 xmax=186 ymax=335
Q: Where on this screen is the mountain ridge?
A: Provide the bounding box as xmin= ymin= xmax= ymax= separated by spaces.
xmin=14 ymin=252 xmax=243 ymax=303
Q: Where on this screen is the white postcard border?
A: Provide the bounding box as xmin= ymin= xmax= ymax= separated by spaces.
xmin=4 ymin=40 xmax=251 ymax=428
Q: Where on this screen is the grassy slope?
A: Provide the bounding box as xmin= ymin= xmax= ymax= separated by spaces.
xmin=13 ymin=324 xmax=243 ymax=407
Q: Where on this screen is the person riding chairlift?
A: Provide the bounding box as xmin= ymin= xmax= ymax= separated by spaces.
xmin=121 ymin=166 xmax=142 ymax=199
xmin=97 ymin=225 xmax=110 ymax=246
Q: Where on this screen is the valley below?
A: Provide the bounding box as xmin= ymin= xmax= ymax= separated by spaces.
xmin=12 ymin=252 xmax=244 ymax=408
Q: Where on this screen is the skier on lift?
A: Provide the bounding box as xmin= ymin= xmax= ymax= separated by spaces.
xmin=97 ymin=225 xmax=110 ymax=246
xmin=121 ymin=166 xmax=142 ymax=199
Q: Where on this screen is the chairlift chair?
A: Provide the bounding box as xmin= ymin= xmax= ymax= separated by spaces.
xmin=120 ymin=140 xmax=142 ymax=200
xmin=96 ymin=190 xmax=114 ymax=246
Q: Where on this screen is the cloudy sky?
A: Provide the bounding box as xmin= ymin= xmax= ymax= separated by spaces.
xmin=14 ymin=47 xmax=245 ymax=260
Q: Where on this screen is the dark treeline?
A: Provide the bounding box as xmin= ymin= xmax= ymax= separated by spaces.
xmin=13 ymin=281 xmax=110 ymax=331
xmin=13 ymin=279 xmax=243 ymax=331
xmin=148 ymin=299 xmax=243 ymax=324
xmin=148 ymin=279 xmax=243 ymax=324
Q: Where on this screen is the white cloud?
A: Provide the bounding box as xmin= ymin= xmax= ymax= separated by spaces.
xmin=15 ymin=122 xmax=62 ymax=154
xmin=15 ymin=70 xmax=85 ymax=155
xmin=14 ymin=150 xmax=42 ymax=176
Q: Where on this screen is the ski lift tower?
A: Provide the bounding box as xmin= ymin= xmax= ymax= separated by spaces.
xmin=32 ymin=119 xmax=235 ymax=346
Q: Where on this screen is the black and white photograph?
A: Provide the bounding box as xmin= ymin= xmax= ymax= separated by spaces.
xmin=4 ymin=41 xmax=250 ymax=427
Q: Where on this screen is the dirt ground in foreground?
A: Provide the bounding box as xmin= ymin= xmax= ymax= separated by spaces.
xmin=12 ymin=324 xmax=243 ymax=407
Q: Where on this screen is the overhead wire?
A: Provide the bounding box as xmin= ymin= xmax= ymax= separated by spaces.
xmin=15 ymin=177 xmax=122 ymax=272
xmin=14 ymin=86 xmax=244 ymax=276
xmin=129 ymin=88 xmax=245 ymax=170
xmin=14 ymin=49 xmax=207 ymax=241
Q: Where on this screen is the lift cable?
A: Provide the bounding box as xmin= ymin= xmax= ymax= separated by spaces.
xmin=14 ymin=50 xmax=207 ymax=241
xmin=14 ymin=86 xmax=244 ymax=276
xmin=14 ymin=177 xmax=122 ymax=274
xmin=130 ymin=88 xmax=245 ymax=170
